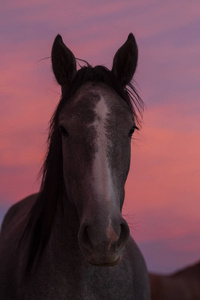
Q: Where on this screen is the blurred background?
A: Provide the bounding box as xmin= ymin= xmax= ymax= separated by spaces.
xmin=0 ymin=0 xmax=200 ymax=273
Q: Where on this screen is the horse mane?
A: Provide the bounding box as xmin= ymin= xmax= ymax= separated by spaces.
xmin=21 ymin=63 xmax=144 ymax=273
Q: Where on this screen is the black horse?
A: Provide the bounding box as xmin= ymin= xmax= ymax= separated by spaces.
xmin=0 ymin=33 xmax=150 ymax=299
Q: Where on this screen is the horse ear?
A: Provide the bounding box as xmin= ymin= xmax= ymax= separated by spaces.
xmin=51 ymin=35 xmax=77 ymax=88
xmin=112 ymin=33 xmax=138 ymax=86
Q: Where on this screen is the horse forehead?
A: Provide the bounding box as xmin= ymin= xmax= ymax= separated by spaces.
xmin=72 ymin=88 xmax=110 ymax=126
xmin=75 ymin=84 xmax=130 ymax=113
xmin=60 ymin=83 xmax=133 ymax=125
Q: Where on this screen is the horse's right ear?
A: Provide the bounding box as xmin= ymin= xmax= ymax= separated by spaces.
xmin=51 ymin=35 xmax=77 ymax=88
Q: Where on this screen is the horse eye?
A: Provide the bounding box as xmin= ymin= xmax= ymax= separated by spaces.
xmin=59 ymin=125 xmax=69 ymax=137
xmin=129 ymin=125 xmax=139 ymax=137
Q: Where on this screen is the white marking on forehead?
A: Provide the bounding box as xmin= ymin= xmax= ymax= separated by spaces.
xmin=94 ymin=92 xmax=108 ymax=119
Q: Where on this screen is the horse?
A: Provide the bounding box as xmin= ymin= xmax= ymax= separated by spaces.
xmin=0 ymin=33 xmax=150 ymax=299
xmin=150 ymin=261 xmax=200 ymax=300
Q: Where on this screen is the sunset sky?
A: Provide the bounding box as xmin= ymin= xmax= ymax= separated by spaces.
xmin=0 ymin=0 xmax=200 ymax=273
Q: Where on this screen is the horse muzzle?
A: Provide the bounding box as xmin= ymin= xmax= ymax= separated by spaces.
xmin=78 ymin=217 xmax=130 ymax=267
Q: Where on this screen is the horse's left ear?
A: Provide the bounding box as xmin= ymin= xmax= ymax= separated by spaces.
xmin=112 ymin=33 xmax=138 ymax=86
xmin=51 ymin=35 xmax=77 ymax=88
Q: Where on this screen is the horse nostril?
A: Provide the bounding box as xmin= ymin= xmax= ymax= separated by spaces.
xmin=121 ymin=221 xmax=130 ymax=240
xmin=79 ymin=225 xmax=93 ymax=253
xmin=116 ymin=221 xmax=130 ymax=251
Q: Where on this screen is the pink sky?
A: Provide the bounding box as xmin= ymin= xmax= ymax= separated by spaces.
xmin=0 ymin=0 xmax=200 ymax=273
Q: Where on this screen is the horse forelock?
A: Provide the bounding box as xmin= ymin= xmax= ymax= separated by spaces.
xmin=67 ymin=65 xmax=144 ymax=124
